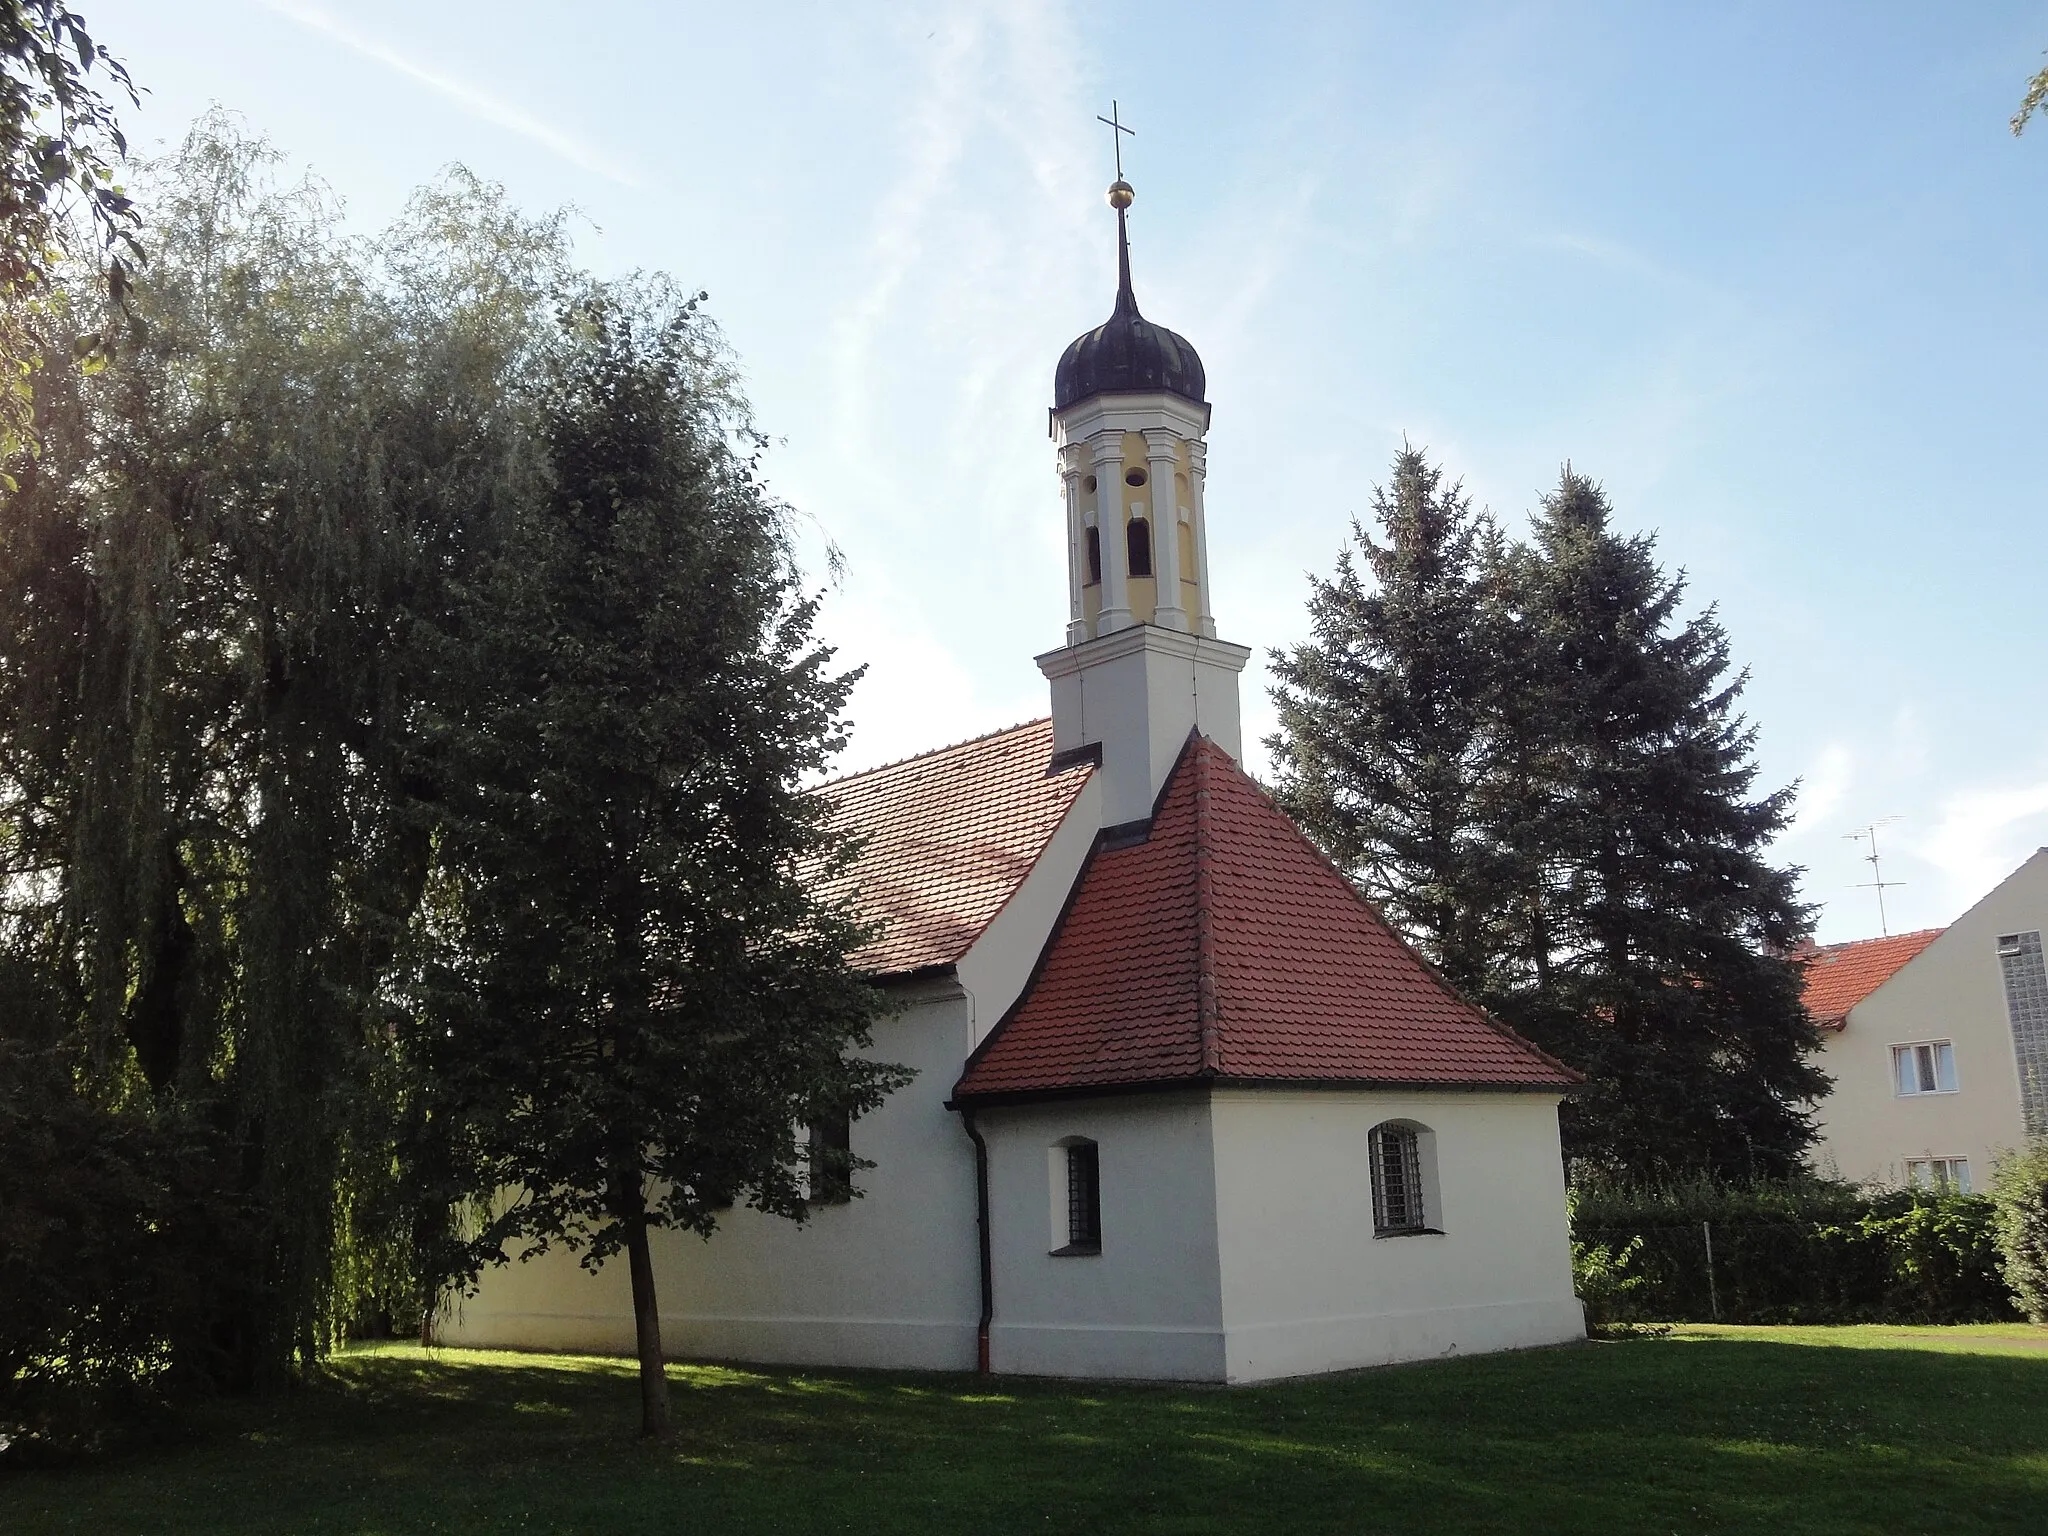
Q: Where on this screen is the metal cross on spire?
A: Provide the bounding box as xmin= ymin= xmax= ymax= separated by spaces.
xmin=1097 ymin=100 xmax=1135 ymax=180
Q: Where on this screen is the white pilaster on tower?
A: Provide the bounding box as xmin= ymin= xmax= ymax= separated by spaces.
xmin=1060 ymin=442 xmax=1089 ymax=646
xmin=1142 ymin=427 xmax=1186 ymax=632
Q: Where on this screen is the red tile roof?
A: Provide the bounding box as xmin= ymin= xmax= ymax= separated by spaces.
xmin=954 ymin=735 xmax=1578 ymax=1100
xmin=811 ymin=719 xmax=1093 ymax=979
xmin=1797 ymin=928 xmax=1944 ymax=1028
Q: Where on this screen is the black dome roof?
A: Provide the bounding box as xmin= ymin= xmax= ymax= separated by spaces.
xmin=1053 ymin=210 xmax=1206 ymax=411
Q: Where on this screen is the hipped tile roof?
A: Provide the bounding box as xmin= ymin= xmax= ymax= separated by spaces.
xmin=811 ymin=719 xmax=1093 ymax=979
xmin=954 ymin=735 xmax=1579 ymax=1100
xmin=1797 ymin=928 xmax=1944 ymax=1028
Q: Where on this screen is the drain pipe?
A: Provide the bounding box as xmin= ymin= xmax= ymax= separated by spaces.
xmin=960 ymin=1106 xmax=994 ymax=1374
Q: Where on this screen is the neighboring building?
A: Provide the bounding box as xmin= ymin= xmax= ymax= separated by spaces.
xmin=442 ymin=171 xmax=1586 ymax=1383
xmin=1805 ymin=848 xmax=2048 ymax=1191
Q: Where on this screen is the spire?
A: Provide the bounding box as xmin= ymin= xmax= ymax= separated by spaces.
xmin=1113 ymin=194 xmax=1137 ymax=316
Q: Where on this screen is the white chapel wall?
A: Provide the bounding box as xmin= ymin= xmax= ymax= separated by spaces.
xmin=1208 ymin=1088 xmax=1583 ymax=1383
xmin=441 ymin=976 xmax=982 ymax=1370
xmin=1810 ymin=849 xmax=2048 ymax=1189
xmin=977 ymin=1092 xmax=1227 ymax=1381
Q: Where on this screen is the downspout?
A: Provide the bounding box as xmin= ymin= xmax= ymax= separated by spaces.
xmin=960 ymin=1106 xmax=994 ymax=1374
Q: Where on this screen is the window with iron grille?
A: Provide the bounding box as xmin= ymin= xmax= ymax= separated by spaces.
xmin=1064 ymin=1140 xmax=1100 ymax=1253
xmin=1369 ymin=1122 xmax=1427 ymax=1235
xmin=807 ymin=1111 xmax=852 ymax=1205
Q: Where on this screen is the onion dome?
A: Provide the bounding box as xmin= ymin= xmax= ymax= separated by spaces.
xmin=1053 ymin=181 xmax=1206 ymax=411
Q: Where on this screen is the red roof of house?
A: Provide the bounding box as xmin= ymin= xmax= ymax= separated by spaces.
xmin=954 ymin=735 xmax=1578 ymax=1101
xmin=811 ymin=719 xmax=1093 ymax=979
xmin=1798 ymin=928 xmax=1944 ymax=1028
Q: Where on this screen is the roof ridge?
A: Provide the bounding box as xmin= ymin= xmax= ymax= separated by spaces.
xmin=814 ymin=717 xmax=1053 ymax=791
xmin=1191 ymin=738 xmax=1224 ymax=1076
xmin=1810 ymin=926 xmax=1948 ymax=956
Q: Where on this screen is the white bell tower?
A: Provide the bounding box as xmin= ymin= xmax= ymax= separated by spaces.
xmin=1037 ymin=141 xmax=1249 ymax=831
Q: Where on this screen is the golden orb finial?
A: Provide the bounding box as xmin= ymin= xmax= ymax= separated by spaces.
xmin=1107 ymin=178 xmax=1134 ymax=210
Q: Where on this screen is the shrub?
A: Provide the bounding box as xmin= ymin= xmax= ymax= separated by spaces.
xmin=1990 ymin=1140 xmax=2048 ymax=1323
xmin=1569 ymin=1174 xmax=2016 ymax=1325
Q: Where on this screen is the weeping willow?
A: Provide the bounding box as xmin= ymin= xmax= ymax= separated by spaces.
xmin=0 ymin=115 xmax=565 ymax=1387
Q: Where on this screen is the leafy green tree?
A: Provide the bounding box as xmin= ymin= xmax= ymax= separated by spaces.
xmin=405 ymin=282 xmax=903 ymax=1439
xmin=1267 ymin=445 xmax=1506 ymax=993
xmin=0 ymin=119 xmax=560 ymax=1392
xmin=1991 ymin=1140 xmax=2048 ymax=1321
xmin=0 ymin=2 xmax=142 ymax=467
xmin=1490 ymin=469 xmax=1825 ymax=1177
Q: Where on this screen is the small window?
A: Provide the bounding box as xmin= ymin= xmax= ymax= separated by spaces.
xmin=808 ymin=1111 xmax=852 ymax=1205
xmin=1058 ymin=1140 xmax=1100 ymax=1254
xmin=1369 ymin=1122 xmax=1428 ymax=1235
xmin=1893 ymin=1041 xmax=1958 ymax=1096
xmin=1126 ymin=518 xmax=1152 ymax=578
xmin=1085 ymin=526 xmax=1101 ymax=585
xmin=1082 ymin=474 xmax=1098 ymax=494
xmin=1124 ymin=466 xmax=1148 ymax=487
xmin=1905 ymin=1157 xmax=1971 ymax=1194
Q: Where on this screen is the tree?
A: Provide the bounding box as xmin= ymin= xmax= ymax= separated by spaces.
xmin=0 ymin=2 xmax=142 ymax=467
xmin=1267 ymin=445 xmax=1506 ymax=993
xmin=1489 ymin=469 xmax=1825 ymax=1176
xmin=2015 ymin=52 xmax=2047 ymax=136
xmin=0 ymin=119 xmax=561 ymax=1397
xmin=405 ymin=282 xmax=903 ymax=1439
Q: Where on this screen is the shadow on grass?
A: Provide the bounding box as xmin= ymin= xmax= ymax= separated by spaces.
xmin=3 ymin=1335 xmax=2046 ymax=1534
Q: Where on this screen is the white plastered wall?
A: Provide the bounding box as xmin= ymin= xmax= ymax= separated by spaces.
xmin=1208 ymin=1088 xmax=1583 ymax=1381
xmin=976 ymin=1086 xmax=1582 ymax=1384
xmin=977 ymin=1093 xmax=1227 ymax=1381
xmin=1811 ymin=849 xmax=2048 ymax=1189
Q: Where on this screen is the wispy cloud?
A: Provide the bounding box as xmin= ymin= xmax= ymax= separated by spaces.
xmin=1913 ymin=772 xmax=2048 ymax=914
xmin=256 ymin=1 xmax=637 ymax=186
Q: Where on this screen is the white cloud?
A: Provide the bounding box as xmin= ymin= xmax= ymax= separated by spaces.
xmin=255 ymin=1 xmax=637 ymax=186
xmin=1913 ymin=774 xmax=2048 ymax=915
xmin=1786 ymin=741 xmax=1855 ymax=836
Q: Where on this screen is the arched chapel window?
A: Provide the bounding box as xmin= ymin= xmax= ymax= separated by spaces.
xmin=1368 ymin=1121 xmax=1431 ymax=1236
xmin=1126 ymin=518 xmax=1153 ymax=578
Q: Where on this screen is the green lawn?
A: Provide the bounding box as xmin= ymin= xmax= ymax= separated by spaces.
xmin=5 ymin=1326 xmax=2047 ymax=1534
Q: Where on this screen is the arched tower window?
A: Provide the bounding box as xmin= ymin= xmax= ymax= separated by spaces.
xmin=1126 ymin=518 xmax=1152 ymax=578
xmin=1368 ymin=1121 xmax=1435 ymax=1236
xmin=1085 ymin=526 xmax=1101 ymax=586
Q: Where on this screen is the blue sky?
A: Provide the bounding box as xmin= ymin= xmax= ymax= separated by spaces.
xmin=89 ymin=1 xmax=2048 ymax=942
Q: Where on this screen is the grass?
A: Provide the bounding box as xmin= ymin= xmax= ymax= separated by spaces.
xmin=4 ymin=1326 xmax=2048 ymax=1534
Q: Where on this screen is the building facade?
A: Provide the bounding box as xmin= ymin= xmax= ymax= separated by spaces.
xmin=1806 ymin=848 xmax=2048 ymax=1191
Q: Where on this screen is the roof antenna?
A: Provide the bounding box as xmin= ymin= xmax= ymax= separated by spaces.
xmin=1845 ymin=816 xmax=1905 ymax=936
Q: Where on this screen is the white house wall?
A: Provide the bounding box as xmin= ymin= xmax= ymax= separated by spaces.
xmin=1812 ymin=849 xmax=2048 ymax=1188
xmin=1208 ymin=1089 xmax=1583 ymax=1382
xmin=441 ymin=977 xmax=983 ymax=1371
xmin=977 ymin=1092 xmax=1227 ymax=1381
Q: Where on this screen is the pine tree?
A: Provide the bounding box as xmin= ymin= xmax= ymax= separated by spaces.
xmin=1267 ymin=445 xmax=1504 ymax=992
xmin=1490 ymin=468 xmax=1826 ymax=1177
xmin=406 ymin=282 xmax=904 ymax=1439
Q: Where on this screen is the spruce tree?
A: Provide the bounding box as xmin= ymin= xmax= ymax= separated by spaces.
xmin=1490 ymin=469 xmax=1825 ymax=1177
xmin=405 ymin=282 xmax=904 ymax=1439
xmin=1267 ymin=445 xmax=1503 ymax=992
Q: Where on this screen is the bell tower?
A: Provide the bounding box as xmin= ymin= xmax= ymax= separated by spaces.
xmin=1039 ymin=125 xmax=1250 ymax=831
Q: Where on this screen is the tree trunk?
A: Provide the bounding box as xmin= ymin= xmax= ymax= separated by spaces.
xmin=615 ymin=1161 xmax=671 ymax=1439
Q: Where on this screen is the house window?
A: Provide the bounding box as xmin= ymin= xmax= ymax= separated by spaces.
xmin=1892 ymin=1041 xmax=1958 ymax=1096
xmin=1369 ymin=1121 xmax=1429 ymax=1235
xmin=1055 ymin=1139 xmax=1100 ymax=1255
xmin=1085 ymin=526 xmax=1101 ymax=586
xmin=807 ymin=1110 xmax=852 ymax=1205
xmin=1905 ymin=1157 xmax=1971 ymax=1194
xmin=1126 ymin=518 xmax=1152 ymax=578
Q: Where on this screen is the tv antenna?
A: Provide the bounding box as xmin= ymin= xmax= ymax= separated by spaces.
xmin=1845 ymin=816 xmax=1905 ymax=935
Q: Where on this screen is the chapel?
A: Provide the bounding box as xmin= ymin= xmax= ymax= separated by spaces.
xmin=445 ymin=166 xmax=1587 ymax=1383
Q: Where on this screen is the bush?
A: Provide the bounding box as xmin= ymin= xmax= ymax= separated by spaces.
xmin=1570 ymin=1174 xmax=2017 ymax=1325
xmin=1991 ymin=1140 xmax=2048 ymax=1323
xmin=0 ymin=1039 xmax=245 ymax=1462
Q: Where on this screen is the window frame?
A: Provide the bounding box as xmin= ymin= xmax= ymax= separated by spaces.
xmin=806 ymin=1110 xmax=853 ymax=1206
xmin=1368 ymin=1121 xmax=1439 ymax=1238
xmin=1891 ymin=1039 xmax=1959 ymax=1097
xmin=1904 ymin=1156 xmax=1972 ymax=1194
xmin=1051 ymin=1138 xmax=1101 ymax=1256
